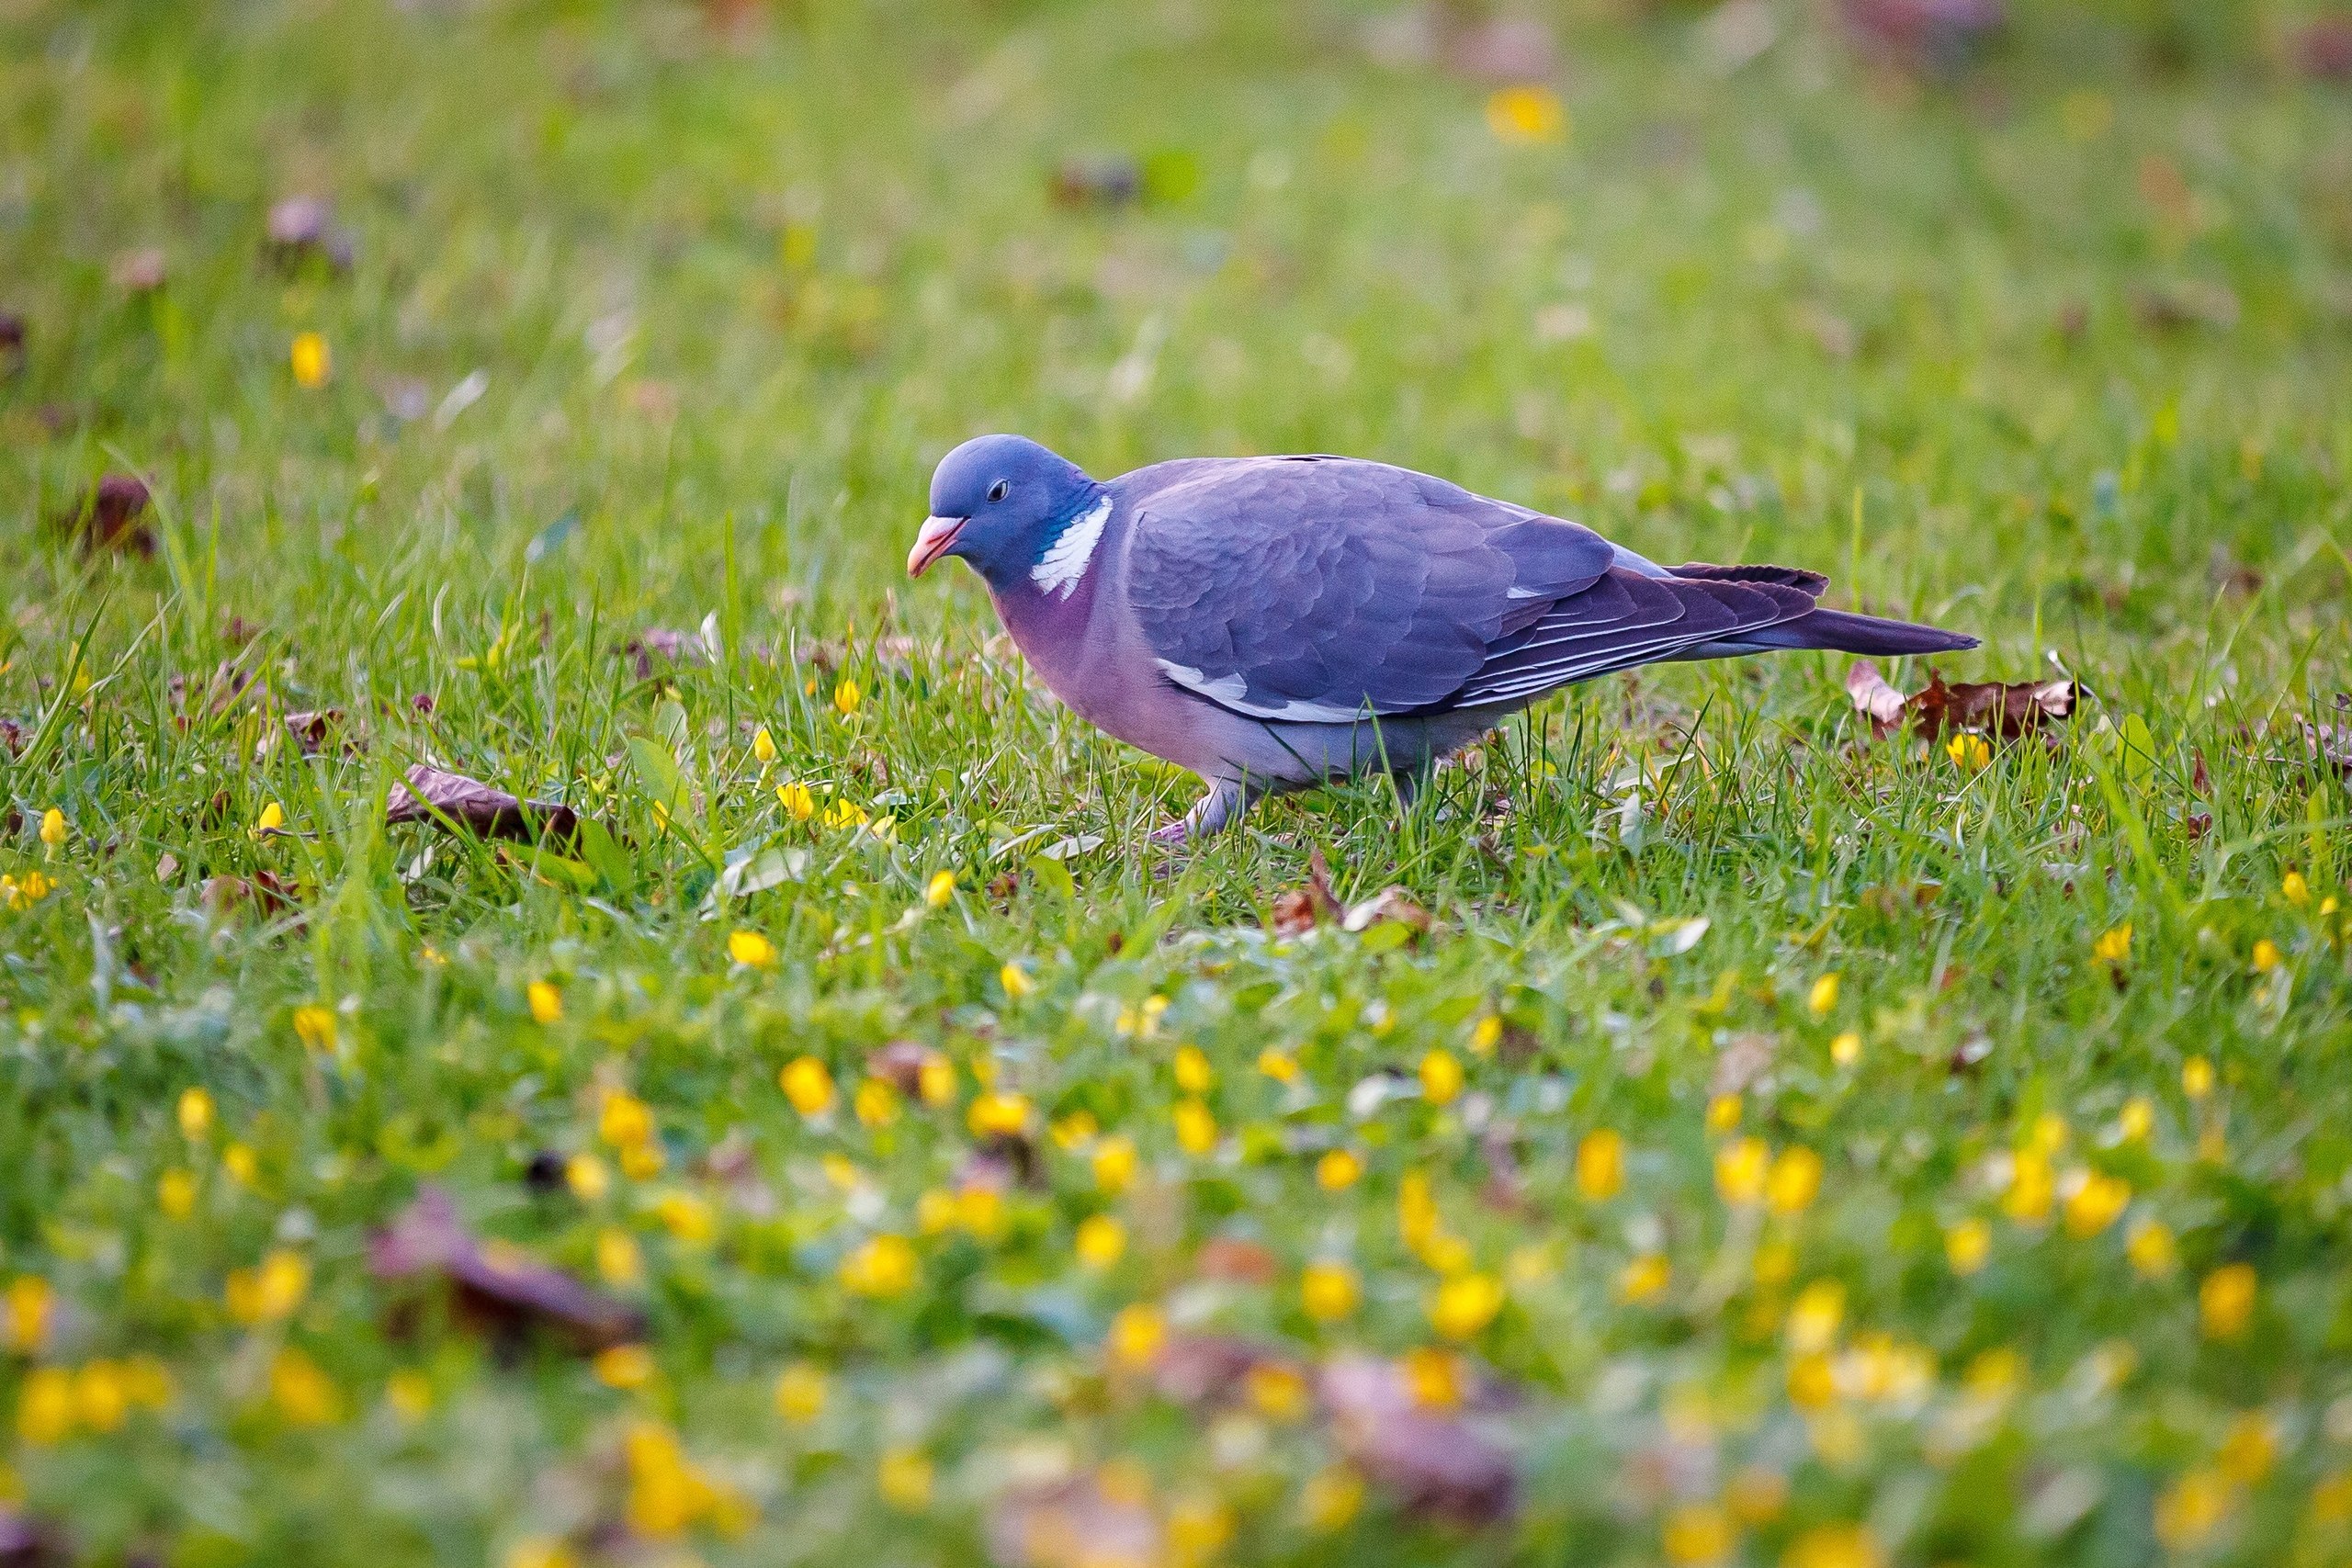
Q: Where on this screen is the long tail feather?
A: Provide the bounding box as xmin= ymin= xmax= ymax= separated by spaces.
xmin=1742 ymin=606 xmax=1978 ymax=657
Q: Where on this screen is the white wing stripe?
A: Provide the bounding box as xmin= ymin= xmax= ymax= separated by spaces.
xmin=1032 ymin=496 xmax=1113 ymax=599
xmin=1154 ymin=660 xmax=1370 ymax=724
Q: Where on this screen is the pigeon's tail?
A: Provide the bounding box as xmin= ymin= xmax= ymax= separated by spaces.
xmin=1744 ymin=606 xmax=1978 ymax=657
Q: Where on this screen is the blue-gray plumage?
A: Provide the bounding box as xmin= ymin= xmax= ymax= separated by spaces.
xmin=910 ymin=434 xmax=1976 ymax=841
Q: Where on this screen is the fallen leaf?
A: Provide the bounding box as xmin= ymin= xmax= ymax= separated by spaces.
xmin=2300 ymin=17 xmax=2352 ymax=79
xmin=265 ymin=196 xmax=356 ymax=275
xmin=202 ymin=872 xmax=301 ymax=919
xmin=54 ymin=474 xmax=154 ymax=557
xmin=1319 ymin=1355 xmax=1517 ymax=1526
xmin=1343 ymin=886 xmax=1432 ymax=937
xmin=1840 ymin=0 xmax=2005 ymax=75
xmin=0 ymin=310 xmax=23 ymax=367
xmin=1038 ymin=833 xmax=1105 ymax=862
xmin=2303 ymin=708 xmax=2352 ymax=780
xmin=867 ymin=1041 xmax=935 ymax=1097
xmin=1193 ymin=1236 xmax=1279 ymax=1286
xmin=622 ymin=626 xmax=713 ymax=679
xmin=988 ymin=1473 xmax=1159 ymax=1568
xmin=1710 ymin=1032 xmax=1776 ymax=1099
xmin=1850 ymin=661 xmax=2080 ymax=744
xmin=386 ymin=764 xmax=582 ymax=847
xmin=369 ymin=1187 xmax=643 ymax=1353
xmin=1050 ymin=154 xmax=1140 ymax=208
xmin=1272 ymin=846 xmax=1431 ymax=942
xmin=1845 ymin=661 xmax=1908 ymax=739
xmin=110 ymin=247 xmax=167 ymax=293
xmin=281 ymin=709 xmax=358 ymax=758
xmin=2132 ymin=280 xmax=2239 ymax=333
xmin=1152 ymin=1334 xmax=1301 ymax=1409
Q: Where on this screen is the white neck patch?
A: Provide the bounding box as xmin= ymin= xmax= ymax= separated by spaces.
xmin=1031 ymin=496 xmax=1111 ymax=600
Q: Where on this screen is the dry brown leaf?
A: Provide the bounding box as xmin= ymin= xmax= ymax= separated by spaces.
xmin=370 ymin=1187 xmax=643 ymax=1353
xmin=54 ymin=474 xmax=154 ymax=557
xmin=1151 ymin=1334 xmax=1301 ymax=1411
xmin=2302 ymin=702 xmax=2351 ymax=779
xmin=283 ymin=709 xmax=358 ymax=757
xmin=265 ymin=196 xmax=355 ymax=275
xmin=1049 ymin=154 xmax=1139 ymax=208
xmin=1193 ymin=1235 xmax=1279 ymax=1286
xmin=1845 ymin=661 xmax=1907 ymax=739
xmin=2301 ymin=17 xmax=2352 ymax=79
xmin=988 ymin=1473 xmax=1159 ymax=1568
xmin=1319 ymin=1355 xmax=1517 ymax=1526
xmin=386 ymin=764 xmax=581 ymax=847
xmin=865 ymin=1040 xmax=937 ymax=1098
xmin=203 ymin=872 xmax=301 ymax=920
xmin=1849 ymin=661 xmax=2080 ymax=744
xmin=1272 ymin=846 xmax=1429 ymax=940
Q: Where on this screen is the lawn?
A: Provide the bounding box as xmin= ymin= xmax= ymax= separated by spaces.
xmin=4 ymin=1 xmax=2351 ymax=1563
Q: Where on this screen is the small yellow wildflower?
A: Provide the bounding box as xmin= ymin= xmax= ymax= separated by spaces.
xmin=1300 ymin=1464 xmax=1364 ymax=1532
xmin=752 ymin=727 xmax=777 ymax=764
xmin=566 ymin=1154 xmax=610 ymax=1201
xmin=1618 ymin=1252 xmax=1671 ymax=1303
xmin=1075 ymin=1213 xmax=1126 ymax=1269
xmin=2200 ymin=1263 xmax=2256 ymax=1340
xmin=1726 ymin=1466 xmax=1789 ymax=1525
xmin=967 ymin=1090 xmax=1032 ymax=1138
xmin=2118 ymin=1096 xmax=2154 ymax=1142
xmin=924 ymin=870 xmax=956 ymax=908
xmin=2126 ymin=1218 xmax=2177 ymax=1279
xmin=1419 ymin=1048 xmax=1464 ymax=1106
xmin=1049 ymin=1110 xmax=1097 ymax=1148
xmin=2218 ymin=1412 xmax=2276 ymax=1484
xmin=1715 ymin=1137 xmax=1770 ymax=1206
xmin=527 ymin=981 xmax=562 ymax=1024
xmin=2251 ymin=938 xmax=2280 ymax=973
xmin=854 ymin=1077 xmax=899 ymax=1128
xmin=1781 ymin=1523 xmax=1883 ymax=1568
xmin=599 ymin=1089 xmax=653 ymax=1149
xmin=596 ymin=1228 xmax=643 ymax=1288
xmin=1947 ymin=732 xmax=1992 ymax=771
xmin=2003 ymin=1149 xmax=2054 ymax=1224
xmin=225 ymin=1248 xmax=311 ymax=1325
xmin=1106 ymin=1303 xmax=1166 ymax=1369
xmin=774 ymin=1361 xmax=827 ymax=1423
xmin=1172 ymin=1043 xmax=1211 ymax=1092
xmin=289 ymin=331 xmax=331 ymax=389
xmin=1575 ymin=1129 xmax=1625 ymax=1200
xmin=40 ymin=807 xmax=68 ymax=847
xmin=1661 ymin=1501 xmax=1735 ymax=1566
xmin=1785 ymin=1280 xmax=1845 ymax=1354
xmin=2183 ymin=1055 xmax=2215 ymax=1100
xmin=291 ymin=1004 xmax=336 ymax=1054
xmin=1485 ymin=85 xmax=1566 ymax=145
xmin=2064 ymin=1170 xmax=2131 ymax=1238
xmin=1173 ymin=1099 xmax=1217 ymax=1155
xmin=956 ymin=1184 xmax=1006 ymax=1242
xmin=777 ymin=782 xmax=816 ymax=820
xmin=1830 ymin=1031 xmax=1862 ymax=1066
xmin=1257 ymin=1048 xmax=1298 ymax=1084
xmin=2283 ymin=870 xmax=2310 ymax=907
xmin=1429 ymin=1272 xmax=1504 ymax=1339
xmin=1766 ymin=1146 xmax=1823 ymax=1216
xmin=269 ymin=1348 xmax=339 ymax=1426
xmin=5 ymin=1276 xmax=52 ymax=1354
xmin=877 ymin=1447 xmax=933 ymax=1511
xmin=2153 ymin=1467 xmax=2233 ymax=1551
xmin=831 ymin=678 xmax=862 ymax=717
xmin=728 ymin=930 xmax=777 ymax=968
xmin=917 ymin=1053 xmax=957 ymax=1106
xmin=594 ymin=1344 xmax=655 ymax=1389
xmin=222 ymin=1142 xmax=258 ymax=1186
xmin=504 ymin=1539 xmax=576 ymax=1568
xmin=1300 ymin=1260 xmax=1360 ymax=1323
xmin=1945 ymin=1218 xmax=1992 ymax=1275
xmin=1316 ymin=1149 xmax=1363 ymax=1191
xmin=1807 ymin=973 xmax=1841 ymax=1017
xmin=1469 ymin=1014 xmax=1503 ymax=1055
xmin=254 ymin=801 xmax=286 ymax=836
xmin=2093 ymin=923 xmax=2132 ymax=964
xmin=840 ymin=1234 xmax=919 ymax=1298
xmin=386 ymin=1370 xmax=433 ymax=1424
xmin=1092 ymin=1135 xmax=1138 ymax=1193
xmin=1246 ymin=1362 xmax=1311 ymax=1422
xmin=1402 ymin=1346 xmax=1464 ymax=1408
xmin=654 ymin=1192 xmax=715 ymax=1246
xmin=780 ymin=1055 xmax=835 ymax=1118
xmin=158 ymin=1168 xmax=198 ymax=1218
xmin=16 ymin=1367 xmax=74 ymax=1444
xmin=1706 ymin=1093 xmax=1742 ymax=1134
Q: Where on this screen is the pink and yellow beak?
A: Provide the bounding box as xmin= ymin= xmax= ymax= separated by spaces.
xmin=907 ymin=514 xmax=966 ymax=577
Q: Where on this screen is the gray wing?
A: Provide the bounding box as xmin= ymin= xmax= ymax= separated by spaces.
xmin=1122 ymin=457 xmax=1615 ymax=721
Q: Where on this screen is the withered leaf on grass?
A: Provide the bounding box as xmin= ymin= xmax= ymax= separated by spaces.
xmin=52 ymin=474 xmax=153 ymax=557
xmin=1319 ymin=1355 xmax=1518 ymax=1526
xmin=2303 ymin=700 xmax=2352 ymax=780
xmin=265 ymin=196 xmax=356 ymax=275
xmin=281 ymin=709 xmax=359 ymax=757
xmin=1272 ymin=847 xmax=1432 ymax=941
xmin=387 ymin=764 xmax=581 ymax=847
xmin=370 ymin=1187 xmax=643 ymax=1353
xmin=1152 ymin=1333 xmax=1303 ymax=1410
xmin=988 ymin=1473 xmax=1159 ymax=1568
xmin=203 ymin=872 xmax=302 ymax=920
xmin=1847 ymin=661 xmax=2079 ymax=743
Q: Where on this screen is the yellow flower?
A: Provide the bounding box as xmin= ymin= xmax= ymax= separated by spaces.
xmin=1725 ymin=1467 xmax=1788 ymax=1524
xmin=2118 ymin=1096 xmax=2154 ymax=1142
xmin=1807 ymin=973 xmax=1841 ymax=1017
xmin=599 ymin=1089 xmax=653 ymax=1149
xmin=1172 ymin=1043 xmax=1211 ymax=1092
xmin=1785 ymin=1280 xmax=1845 ymax=1354
xmin=1316 ymin=1149 xmax=1363 ymax=1191
xmin=1106 ymin=1303 xmax=1166 ymax=1369
xmin=1830 ymin=1031 xmax=1862 ymax=1066
xmin=877 ymin=1447 xmax=933 ymax=1511
xmin=655 ymin=1192 xmax=715 ymax=1246
xmin=1050 ymin=1110 xmax=1097 ymax=1149
xmin=6 ymin=1275 xmax=52 ymax=1354
xmin=1618 ymin=1252 xmax=1671 ymax=1303
xmin=594 ymin=1344 xmax=655 ymax=1389
xmin=1766 ymin=1146 xmax=1823 ymax=1216
xmin=854 ymin=1077 xmax=899 ymax=1128
xmin=269 ymin=1348 xmax=339 ymax=1426
xmin=1662 ymin=1502 xmax=1735 ymax=1566
xmin=967 ymin=1090 xmax=1032 ymax=1138
xmin=917 ymin=1053 xmax=957 ymax=1106
xmin=924 ymin=870 xmax=956 ymax=908
xmin=289 ymin=331 xmax=331 ymax=389
xmin=1076 ymin=1213 xmax=1126 ymax=1269
xmin=780 ymin=1055 xmax=836 ymax=1117
xmin=916 ymin=1189 xmax=956 ymax=1235
xmin=225 ymin=1248 xmax=311 ymax=1325
xmin=1300 ymin=1260 xmax=1360 ymax=1323
xmin=1781 ymin=1523 xmax=1882 ymax=1568
xmin=254 ymin=801 xmax=286 ymax=836
xmin=1173 ymin=1099 xmax=1217 ymax=1155
xmin=1092 ymin=1135 xmax=1138 ymax=1193
xmin=1715 ymin=1137 xmax=1770 ymax=1206
xmin=2218 ymin=1412 xmax=2276 ymax=1484
xmin=158 ymin=1168 xmax=198 ymax=1218
xmin=752 ymin=727 xmax=777 ymax=764
xmin=2200 ymin=1263 xmax=2256 ymax=1340
xmin=222 ymin=1142 xmax=257 ymax=1186
xmin=1469 ymin=1014 xmax=1503 ymax=1056
xmin=956 ymin=1184 xmax=1006 ymax=1243
xmin=997 ymin=960 xmax=1036 ymax=999
xmin=2002 ymin=1150 xmax=2053 ymax=1224
xmin=777 ymin=782 xmax=816 ymax=820
xmin=1257 ymin=1048 xmax=1299 ymax=1084
xmin=2251 ymin=938 xmax=2280 ymax=973
xmin=16 ymin=1367 xmax=74 ymax=1444
xmin=1706 ymin=1093 xmax=1742 ymax=1134
xmin=291 ymin=1004 xmax=336 ymax=1054
xmin=1753 ymin=1240 xmax=1797 ymax=1288
xmin=729 ymin=929 xmax=777 ymax=968
xmin=504 ymin=1539 xmax=576 ymax=1568
xmin=1944 ymin=1219 xmax=1992 ymax=1276
xmin=1946 ymin=732 xmax=1992 ymax=771
xmin=527 ymin=981 xmax=562 ymax=1024
xmin=2064 ymin=1170 xmax=2130 ymax=1238
xmin=2153 ymin=1467 xmax=2233 ymax=1551
xmin=831 ymin=678 xmax=862 ymax=717
xmin=566 ymin=1154 xmax=610 ymax=1201
xmin=1575 ymin=1129 xmax=1625 ymax=1200
xmin=1402 ymin=1346 xmax=1463 ymax=1408
xmin=1300 ymin=1464 xmax=1364 ymax=1532
xmin=1419 ymin=1049 xmax=1464 ymax=1107
xmin=596 ymin=1228 xmax=643 ymax=1287
xmin=2126 ymin=1218 xmax=2177 ymax=1279
xmin=774 ymin=1361 xmax=827 ymax=1423
xmin=2283 ymin=870 xmax=2310 ymax=906
xmin=39 ymin=807 xmax=67 ymax=847
xmin=1485 ymin=85 xmax=1566 ymax=145
xmin=2093 ymin=923 xmax=2132 ymax=964
xmin=1429 ymin=1272 xmax=1504 ymax=1339
xmin=840 ymin=1234 xmax=919 ymax=1298
xmin=2182 ymin=1055 xmax=2214 ymax=1100
xmin=385 ymin=1370 xmax=433 ymax=1424
xmin=1246 ymin=1362 xmax=1311 ymax=1422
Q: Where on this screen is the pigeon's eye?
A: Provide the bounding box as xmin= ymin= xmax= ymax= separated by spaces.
xmin=988 ymin=479 xmax=1011 ymax=503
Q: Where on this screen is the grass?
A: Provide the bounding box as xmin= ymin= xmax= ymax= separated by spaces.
xmin=3 ymin=1 xmax=2351 ymax=1563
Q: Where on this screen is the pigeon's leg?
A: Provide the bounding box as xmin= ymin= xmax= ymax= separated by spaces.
xmin=1152 ymin=777 xmax=1250 ymax=845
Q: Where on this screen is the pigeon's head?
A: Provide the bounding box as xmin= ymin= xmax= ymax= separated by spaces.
xmin=910 ymin=434 xmax=1100 ymax=587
